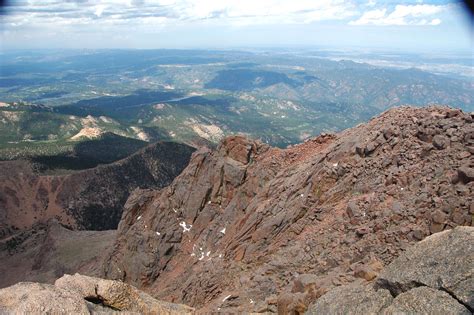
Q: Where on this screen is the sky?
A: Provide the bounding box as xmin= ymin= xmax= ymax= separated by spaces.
xmin=0 ymin=0 xmax=472 ymax=53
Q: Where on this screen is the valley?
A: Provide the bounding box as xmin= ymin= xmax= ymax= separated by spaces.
xmin=1 ymin=49 xmax=472 ymax=158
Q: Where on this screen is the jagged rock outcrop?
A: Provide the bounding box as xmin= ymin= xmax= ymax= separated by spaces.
xmin=103 ymin=106 xmax=473 ymax=312
xmin=0 ymin=274 xmax=193 ymax=314
xmin=0 ymin=141 xmax=195 ymax=236
xmin=306 ymin=226 xmax=473 ymax=314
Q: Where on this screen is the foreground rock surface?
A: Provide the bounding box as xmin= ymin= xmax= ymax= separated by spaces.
xmin=376 ymin=226 xmax=474 ymax=309
xmin=306 ymin=227 xmax=473 ymax=314
xmin=0 ymin=282 xmax=90 ymax=314
xmin=103 ymin=106 xmax=473 ymax=312
xmin=0 ymin=274 xmax=194 ymax=314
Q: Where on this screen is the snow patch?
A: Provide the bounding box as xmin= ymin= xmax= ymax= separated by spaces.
xmin=179 ymin=221 xmax=192 ymax=232
xmin=220 ymin=227 xmax=226 ymax=234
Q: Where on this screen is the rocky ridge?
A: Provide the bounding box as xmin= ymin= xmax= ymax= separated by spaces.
xmin=103 ymin=106 xmax=473 ymax=312
xmin=0 ymin=141 xmax=195 ymax=236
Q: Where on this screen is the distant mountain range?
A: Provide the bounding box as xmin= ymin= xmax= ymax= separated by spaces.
xmin=0 ymin=49 xmax=472 ymax=157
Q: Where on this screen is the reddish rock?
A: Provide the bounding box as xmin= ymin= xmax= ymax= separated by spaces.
xmin=430 ymin=222 xmax=445 ymax=234
xmin=354 ymin=265 xmax=378 ymax=281
xmin=431 ymin=210 xmax=446 ymax=224
xmin=99 ymin=106 xmax=473 ymax=313
xmin=458 ymin=166 xmax=474 ymax=184
xmin=432 ymin=135 xmax=450 ymax=150
xmin=277 ymin=292 xmax=307 ymax=315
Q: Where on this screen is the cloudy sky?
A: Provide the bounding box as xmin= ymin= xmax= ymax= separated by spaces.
xmin=0 ymin=0 xmax=472 ymax=52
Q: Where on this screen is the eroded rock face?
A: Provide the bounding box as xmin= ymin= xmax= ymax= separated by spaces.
xmin=0 ymin=274 xmax=194 ymax=315
xmin=306 ymin=227 xmax=473 ymax=315
xmin=103 ymin=106 xmax=473 ymax=313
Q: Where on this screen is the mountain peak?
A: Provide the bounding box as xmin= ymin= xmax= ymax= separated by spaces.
xmin=102 ymin=105 xmax=473 ymax=312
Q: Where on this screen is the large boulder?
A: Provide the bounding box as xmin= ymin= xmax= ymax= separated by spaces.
xmin=306 ymin=227 xmax=473 ymax=314
xmin=305 ymin=283 xmax=393 ymax=315
xmin=0 ymin=282 xmax=89 ymax=314
xmin=0 ymin=274 xmax=194 ymax=314
xmin=375 ymin=226 xmax=474 ymax=309
xmin=381 ymin=287 xmax=470 ymax=315
xmin=55 ymin=274 xmax=195 ymax=314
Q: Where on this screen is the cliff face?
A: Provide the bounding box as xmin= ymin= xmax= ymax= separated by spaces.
xmin=103 ymin=106 xmax=473 ymax=312
xmin=0 ymin=142 xmax=195 ymax=236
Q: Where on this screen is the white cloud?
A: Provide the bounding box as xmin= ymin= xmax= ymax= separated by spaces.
xmin=94 ymin=5 xmax=106 ymax=18
xmin=366 ymin=0 xmax=377 ymax=7
xmin=350 ymin=4 xmax=446 ymax=26
xmin=3 ymin=0 xmax=358 ymax=29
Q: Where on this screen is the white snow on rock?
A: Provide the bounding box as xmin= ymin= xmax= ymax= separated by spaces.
xmin=198 ymin=252 xmax=205 ymax=261
xmin=220 ymin=227 xmax=226 ymax=234
xmin=179 ymin=221 xmax=192 ymax=232
xmin=222 ymin=295 xmax=232 ymax=302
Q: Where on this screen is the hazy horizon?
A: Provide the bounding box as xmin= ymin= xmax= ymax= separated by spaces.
xmin=1 ymin=0 xmax=472 ymax=54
